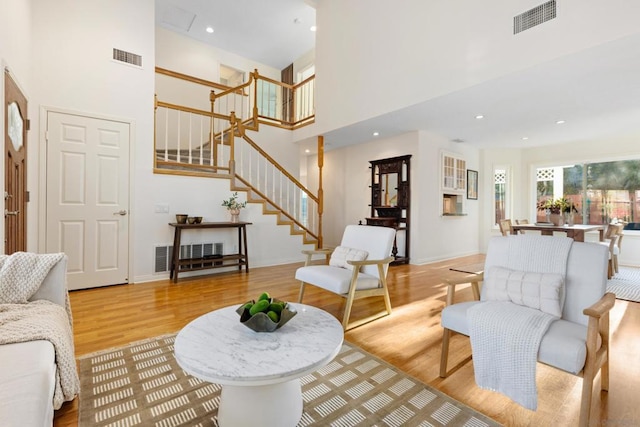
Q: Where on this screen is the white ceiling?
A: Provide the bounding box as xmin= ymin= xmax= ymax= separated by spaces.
xmin=155 ymin=0 xmax=316 ymax=70
xmin=155 ymin=1 xmax=640 ymax=151
xmin=323 ymin=32 xmax=640 ymax=150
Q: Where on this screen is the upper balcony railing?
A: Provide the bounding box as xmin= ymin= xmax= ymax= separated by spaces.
xmin=154 ymin=67 xmax=315 ymax=175
xmin=153 ymin=67 xmax=321 ymax=245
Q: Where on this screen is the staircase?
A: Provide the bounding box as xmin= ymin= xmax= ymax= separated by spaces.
xmin=154 ymin=67 xmax=322 ymax=248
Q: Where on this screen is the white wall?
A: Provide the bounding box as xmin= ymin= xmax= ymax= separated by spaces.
xmin=311 ymin=131 xmax=481 ymax=264
xmin=25 ymin=1 xmax=310 ymax=284
xmin=156 ymin=27 xmax=281 ymax=84
xmin=415 ymin=132 xmax=480 ymax=263
xmin=313 ymin=0 xmax=640 ymax=137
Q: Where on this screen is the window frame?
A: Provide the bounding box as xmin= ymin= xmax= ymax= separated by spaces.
xmin=493 ymin=165 xmax=510 ymax=228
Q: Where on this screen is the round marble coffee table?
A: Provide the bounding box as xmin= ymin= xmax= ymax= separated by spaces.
xmin=174 ymin=303 xmax=344 ymax=427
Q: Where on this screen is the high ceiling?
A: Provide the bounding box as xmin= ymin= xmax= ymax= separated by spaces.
xmin=155 ymin=0 xmax=316 ymax=70
xmin=322 ymin=32 xmax=640 ymax=150
xmin=155 ymin=1 xmax=640 ymax=151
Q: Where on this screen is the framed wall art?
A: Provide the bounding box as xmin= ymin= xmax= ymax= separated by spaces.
xmin=467 ymin=169 xmax=478 ymax=200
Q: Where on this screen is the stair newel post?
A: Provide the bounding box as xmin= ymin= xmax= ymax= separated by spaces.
xmin=317 ymin=135 xmax=324 ymax=248
xmin=252 ymin=69 xmax=259 ymax=125
xmin=153 ymin=94 xmax=158 ymax=169
xmin=210 ymin=90 xmax=218 ymax=168
xmin=291 ymin=82 xmax=297 ymax=125
xmin=229 ymin=112 xmax=237 ymax=182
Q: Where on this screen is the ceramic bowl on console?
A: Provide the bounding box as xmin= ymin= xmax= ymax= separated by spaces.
xmin=176 ymin=214 xmax=188 ymax=224
xmin=236 ymin=299 xmax=297 ymax=332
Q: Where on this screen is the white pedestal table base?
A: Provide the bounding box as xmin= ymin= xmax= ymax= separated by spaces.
xmin=218 ymin=379 xmax=302 ymax=427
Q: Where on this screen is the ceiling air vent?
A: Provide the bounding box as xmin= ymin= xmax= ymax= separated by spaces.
xmin=514 ymin=0 xmax=557 ymax=35
xmin=112 ymin=48 xmax=142 ymax=67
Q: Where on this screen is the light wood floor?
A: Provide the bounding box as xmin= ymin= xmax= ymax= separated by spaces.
xmin=54 ymin=255 xmax=640 ymax=426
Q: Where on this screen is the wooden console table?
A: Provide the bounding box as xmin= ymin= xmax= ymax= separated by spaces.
xmin=169 ymin=221 xmax=251 ymax=283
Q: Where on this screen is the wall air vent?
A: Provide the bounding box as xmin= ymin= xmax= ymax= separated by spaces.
xmin=514 ymin=0 xmax=557 ymax=35
xmin=154 ymin=242 xmax=222 ymax=273
xmin=112 ymin=48 xmax=142 ymax=67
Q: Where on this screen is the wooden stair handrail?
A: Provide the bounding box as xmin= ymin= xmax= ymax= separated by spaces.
xmin=234 ymin=117 xmax=319 ymax=205
xmin=233 ymin=174 xmax=319 ymax=242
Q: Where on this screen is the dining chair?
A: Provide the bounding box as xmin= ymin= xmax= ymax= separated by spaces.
xmin=615 ymin=228 xmax=624 ymax=273
xmin=515 ymin=219 xmax=529 ymax=234
xmin=598 ymin=223 xmax=623 ymax=275
xmin=498 ymin=219 xmax=513 ymax=236
xmin=295 ymin=225 xmax=396 ymax=330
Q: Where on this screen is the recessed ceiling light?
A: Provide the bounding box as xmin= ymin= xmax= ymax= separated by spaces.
xmin=206 ymin=26 xmax=214 ymax=33
xmin=373 ymin=132 xmax=379 ymax=136
xmin=556 ymin=120 xmax=565 ymax=124
xmin=522 ymin=137 xmax=529 ymax=140
xmin=305 ymin=149 xmax=310 ymax=153
xmin=310 ymin=25 xmax=317 ymax=32
xmin=475 ymin=115 xmax=484 ymax=119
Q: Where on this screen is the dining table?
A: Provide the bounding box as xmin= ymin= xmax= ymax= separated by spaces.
xmin=510 ymin=223 xmax=605 ymax=242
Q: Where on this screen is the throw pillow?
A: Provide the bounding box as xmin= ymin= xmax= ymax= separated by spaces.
xmin=484 ymin=266 xmax=564 ymax=317
xmin=0 ymin=252 xmax=65 ymax=304
xmin=329 ymin=246 xmax=369 ymax=271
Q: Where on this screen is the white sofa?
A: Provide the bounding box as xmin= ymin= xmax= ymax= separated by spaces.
xmin=0 ymin=256 xmax=74 ymax=427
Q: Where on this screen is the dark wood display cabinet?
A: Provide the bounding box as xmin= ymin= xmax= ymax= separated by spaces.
xmin=366 ymin=155 xmax=411 ymax=265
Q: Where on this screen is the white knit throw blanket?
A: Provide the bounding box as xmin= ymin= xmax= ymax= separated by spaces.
xmin=469 ymin=235 xmax=573 ymax=410
xmin=0 ymin=253 xmax=79 ymax=409
xmin=469 ymin=301 xmax=555 ymax=410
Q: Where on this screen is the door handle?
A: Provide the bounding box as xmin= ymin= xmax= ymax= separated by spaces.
xmin=4 ymin=209 xmax=19 ymax=216
xmin=113 ymin=210 xmax=128 ymax=216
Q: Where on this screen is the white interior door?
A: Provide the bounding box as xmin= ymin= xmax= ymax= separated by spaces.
xmin=45 ymin=111 xmax=130 ymax=290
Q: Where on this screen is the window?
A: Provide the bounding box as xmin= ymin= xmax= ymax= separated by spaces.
xmin=494 ymin=168 xmax=508 ymax=226
xmin=535 ymin=160 xmax=640 ymax=224
xmin=256 ymin=79 xmax=279 ymax=119
xmin=220 ymin=64 xmax=245 ymax=87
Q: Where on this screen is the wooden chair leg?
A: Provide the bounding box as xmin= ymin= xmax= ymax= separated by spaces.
xmin=578 ymin=365 xmax=595 ymax=427
xmin=471 ymin=280 xmax=481 ymax=301
xmin=379 ymin=264 xmax=392 ymax=316
xmin=440 ymin=328 xmax=451 ymax=378
xmin=341 ymin=270 xmax=360 ymax=330
xmin=297 ymin=282 xmax=306 ymax=303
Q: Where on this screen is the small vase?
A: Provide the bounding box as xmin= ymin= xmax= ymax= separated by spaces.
xmin=566 ymin=212 xmax=574 ymax=226
xmin=229 ymin=208 xmax=240 ymax=223
xmin=550 ymin=213 xmax=564 ymax=226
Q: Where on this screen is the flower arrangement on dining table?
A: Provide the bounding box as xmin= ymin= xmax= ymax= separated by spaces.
xmin=536 ymin=197 xmax=579 ymax=215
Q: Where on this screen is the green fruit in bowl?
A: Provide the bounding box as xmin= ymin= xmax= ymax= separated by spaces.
xmin=249 ymin=299 xmax=270 ymax=316
xmin=267 ymin=310 xmax=279 ymax=323
xmin=257 ymin=292 xmax=270 ymax=302
xmin=241 ymin=302 xmax=253 ymax=312
xmin=269 ymin=302 xmax=284 ymax=313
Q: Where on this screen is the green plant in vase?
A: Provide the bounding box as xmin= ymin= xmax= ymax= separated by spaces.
xmin=222 ymin=192 xmax=247 ymax=223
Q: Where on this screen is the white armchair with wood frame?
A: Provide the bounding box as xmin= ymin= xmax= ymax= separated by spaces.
xmin=440 ymin=235 xmax=614 ymax=427
xmin=295 ymin=225 xmax=396 ymax=330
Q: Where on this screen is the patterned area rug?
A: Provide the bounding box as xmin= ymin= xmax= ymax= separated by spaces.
xmin=607 ymin=266 xmax=640 ymax=303
xmin=78 ymin=334 xmax=501 ymax=427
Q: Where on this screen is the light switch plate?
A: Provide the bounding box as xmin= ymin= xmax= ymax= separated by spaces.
xmin=155 ymin=203 xmax=169 ymax=213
